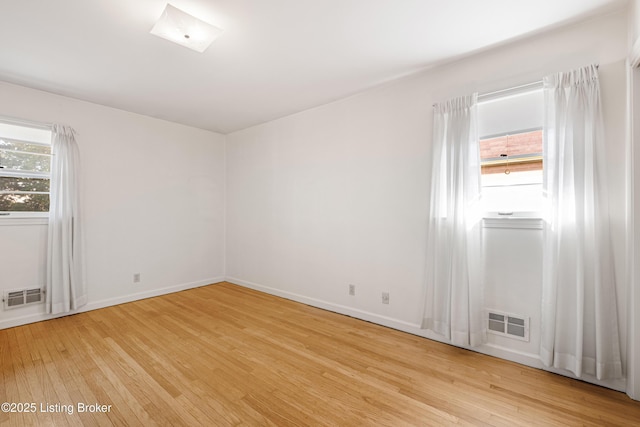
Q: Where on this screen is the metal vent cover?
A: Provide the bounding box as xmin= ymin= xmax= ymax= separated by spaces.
xmin=3 ymin=288 xmax=44 ymax=310
xmin=486 ymin=310 xmax=529 ymax=342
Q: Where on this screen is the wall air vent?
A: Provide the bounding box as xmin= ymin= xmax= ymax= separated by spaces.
xmin=3 ymin=288 xmax=44 ymax=310
xmin=486 ymin=310 xmax=529 ymax=342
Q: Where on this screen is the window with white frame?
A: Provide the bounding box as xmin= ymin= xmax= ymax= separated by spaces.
xmin=477 ymin=85 xmax=544 ymax=216
xmin=0 ymin=120 xmax=52 ymax=215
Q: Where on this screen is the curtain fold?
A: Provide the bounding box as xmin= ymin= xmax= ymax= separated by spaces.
xmin=541 ymin=64 xmax=622 ymax=380
xmin=46 ymin=124 xmax=87 ymax=315
xmin=422 ymin=94 xmax=484 ymax=347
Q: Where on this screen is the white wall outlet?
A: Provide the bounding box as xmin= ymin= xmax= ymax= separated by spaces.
xmin=349 ymin=284 xmax=355 ymax=296
xmin=133 ymin=273 xmax=141 ymax=283
xmin=382 ymin=292 xmax=389 ymax=304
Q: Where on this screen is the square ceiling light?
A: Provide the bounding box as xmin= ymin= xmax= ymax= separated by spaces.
xmin=150 ymin=4 xmax=223 ymax=53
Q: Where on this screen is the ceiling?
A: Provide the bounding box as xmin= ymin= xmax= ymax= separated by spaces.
xmin=0 ymin=0 xmax=628 ymax=134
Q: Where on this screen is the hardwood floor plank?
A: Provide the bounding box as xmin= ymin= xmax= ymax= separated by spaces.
xmin=1 ymin=282 xmax=639 ymax=426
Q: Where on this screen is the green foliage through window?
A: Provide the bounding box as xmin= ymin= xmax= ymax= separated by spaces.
xmin=0 ymin=124 xmax=52 ymax=213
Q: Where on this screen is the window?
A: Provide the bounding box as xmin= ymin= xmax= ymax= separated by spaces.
xmin=477 ymin=85 xmax=543 ymax=216
xmin=0 ymin=120 xmax=52 ymax=215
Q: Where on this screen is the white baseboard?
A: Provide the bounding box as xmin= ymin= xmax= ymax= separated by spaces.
xmin=225 ymin=276 xmax=627 ymax=393
xmin=0 ymin=276 xmax=225 ymax=330
xmin=225 ymin=276 xmax=421 ymax=330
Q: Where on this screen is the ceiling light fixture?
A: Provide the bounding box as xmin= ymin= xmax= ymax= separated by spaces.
xmin=150 ymin=4 xmax=223 ymax=53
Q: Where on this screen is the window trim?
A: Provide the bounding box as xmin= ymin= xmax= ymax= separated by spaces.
xmin=0 ymin=214 xmax=49 ymax=225
xmin=0 ymin=115 xmax=53 ymax=131
xmin=482 ymin=216 xmax=543 ymax=229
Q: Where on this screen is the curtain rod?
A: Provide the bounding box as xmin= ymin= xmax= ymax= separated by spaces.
xmin=478 ymin=81 xmax=542 ymax=102
xmin=432 ymin=81 xmax=541 ymax=108
xmin=432 ymin=64 xmax=600 ymax=107
xmin=0 ymin=115 xmax=53 ymax=130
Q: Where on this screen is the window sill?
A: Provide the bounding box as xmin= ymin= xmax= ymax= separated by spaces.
xmin=0 ymin=213 xmax=49 ymax=226
xmin=482 ymin=214 xmax=542 ymax=229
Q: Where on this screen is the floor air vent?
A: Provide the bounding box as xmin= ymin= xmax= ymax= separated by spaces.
xmin=487 ymin=310 xmax=529 ymax=342
xmin=3 ymin=288 xmax=44 ymax=310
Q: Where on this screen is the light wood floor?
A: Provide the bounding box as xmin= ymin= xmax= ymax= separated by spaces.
xmin=1 ymin=282 xmax=639 ymax=426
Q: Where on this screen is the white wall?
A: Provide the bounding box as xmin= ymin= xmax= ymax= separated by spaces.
xmin=226 ymin=11 xmax=629 ymax=390
xmin=627 ymin=0 xmax=640 ymax=401
xmin=630 ymin=0 xmax=640 ymax=49
xmin=0 ymin=81 xmax=226 ymax=329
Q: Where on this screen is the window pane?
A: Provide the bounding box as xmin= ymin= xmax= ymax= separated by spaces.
xmin=0 ymin=123 xmax=51 ymax=144
xmin=0 ymin=150 xmax=51 ymax=172
xmin=0 ymin=138 xmax=52 ymax=155
xmin=480 ymin=130 xmax=542 ymax=176
xmin=480 ymin=130 xmax=543 ymax=213
xmin=0 ymin=176 xmax=50 ymax=192
xmin=482 ymin=184 xmax=543 ymax=213
xmin=0 ymin=193 xmax=49 ymax=212
xmin=0 ymin=121 xmax=52 ymax=213
xmin=477 ymin=89 xmax=543 ymax=138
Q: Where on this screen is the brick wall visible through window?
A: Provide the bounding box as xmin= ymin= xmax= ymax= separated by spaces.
xmin=480 ymin=130 xmax=542 ymax=175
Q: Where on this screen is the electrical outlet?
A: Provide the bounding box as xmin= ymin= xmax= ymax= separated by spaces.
xmin=349 ymin=284 xmax=355 ymax=296
xmin=382 ymin=292 xmax=389 ymax=304
xmin=133 ymin=273 xmax=141 ymax=283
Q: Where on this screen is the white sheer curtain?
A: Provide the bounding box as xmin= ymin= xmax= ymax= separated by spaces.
xmin=422 ymin=94 xmax=484 ymax=347
xmin=46 ymin=125 xmax=87 ymax=314
xmin=541 ymin=64 xmax=622 ymax=380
